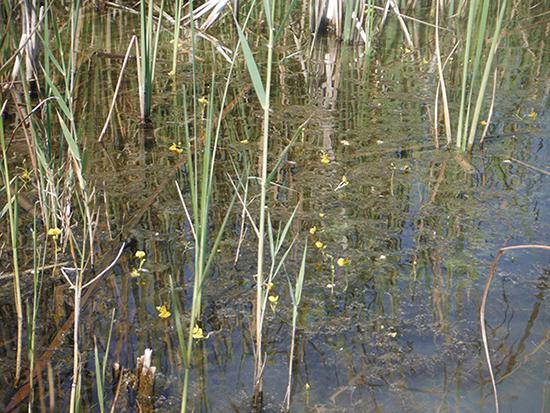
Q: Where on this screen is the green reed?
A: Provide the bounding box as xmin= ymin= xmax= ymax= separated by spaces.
xmin=451 ymin=0 xmax=508 ymax=150
xmin=235 ymin=0 xmax=275 ymax=400
xmin=235 ymin=0 xmax=308 ymax=403
xmin=170 ymin=0 xmax=184 ymax=78
xmin=93 ymin=309 xmax=116 ymax=413
xmin=174 ymin=8 xmax=241 ymax=403
xmin=285 ymin=241 xmax=307 ymax=410
xmin=139 ymin=0 xmax=164 ymax=122
xmin=26 ymin=212 xmax=47 ymax=411
xmin=0 ymin=106 xmax=23 ymax=386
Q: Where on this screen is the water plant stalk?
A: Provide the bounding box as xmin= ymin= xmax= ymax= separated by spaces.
xmin=285 ymin=241 xmax=307 ymax=410
xmin=0 ymin=105 xmax=23 ymax=386
xmin=139 ymin=0 xmax=164 ymax=123
xmin=253 ymin=6 xmax=275 ymax=403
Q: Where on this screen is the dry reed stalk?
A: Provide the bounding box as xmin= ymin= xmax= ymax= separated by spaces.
xmin=480 ymin=244 xmax=550 ymax=413
xmin=98 ymin=36 xmax=137 ymax=142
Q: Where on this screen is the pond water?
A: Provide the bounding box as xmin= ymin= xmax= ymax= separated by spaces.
xmin=1 ymin=5 xmax=549 ymax=413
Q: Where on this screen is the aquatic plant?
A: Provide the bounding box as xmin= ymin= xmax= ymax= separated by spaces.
xmin=284 ymin=241 xmax=308 ymax=410
xmin=0 ymin=104 xmax=23 ymax=385
xmin=435 ymin=0 xmax=509 ymax=150
xmin=0 ymin=1 xmax=548 ymax=412
xmin=139 ymin=0 xmax=164 ymax=123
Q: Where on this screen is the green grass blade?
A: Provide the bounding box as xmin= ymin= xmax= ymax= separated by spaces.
xmin=234 ymin=19 xmax=266 ymax=108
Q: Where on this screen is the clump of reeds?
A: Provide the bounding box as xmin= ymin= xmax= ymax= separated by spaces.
xmin=435 ymin=0 xmax=509 ymax=150
xmin=138 ymin=0 xmax=164 ymax=123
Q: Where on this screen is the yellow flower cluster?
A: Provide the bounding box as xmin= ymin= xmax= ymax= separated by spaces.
xmin=156 ymin=305 xmax=171 ymax=319
xmin=47 ymin=227 xmax=62 ymax=240
xmin=169 ymin=143 xmax=184 ymax=154
xmin=192 ymin=324 xmax=205 ymax=339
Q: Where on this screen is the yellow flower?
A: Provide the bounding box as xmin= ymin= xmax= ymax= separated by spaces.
xmin=240 ymin=139 xmax=249 ymax=144
xmin=319 ymin=213 xmax=325 ymax=219
xmin=337 ymin=257 xmax=350 ymax=267
xmin=156 ymin=305 xmax=171 ymax=319
xmin=529 ymin=111 xmax=537 ymax=121
xmin=47 ymin=227 xmax=62 ymax=240
xmin=130 ymin=268 xmax=140 ymax=278
xmin=335 ymin=175 xmax=349 ymax=191
xmin=266 ymin=282 xmax=274 ymax=291
xmin=320 ymin=152 xmax=330 ymax=165
xmin=309 ymin=226 xmax=317 ymax=235
xmin=315 ymin=241 xmax=324 ymax=249
xmin=169 ymin=143 xmax=184 ymax=154
xmin=192 ymin=324 xmax=205 ymax=339
xmin=20 ymin=168 xmax=31 ymax=182
xmin=480 ymin=120 xmax=488 ymax=126
xmin=135 ymin=250 xmax=146 ymax=260
xmin=268 ymin=295 xmax=279 ymax=312
xmin=198 ymin=96 xmax=208 ymax=106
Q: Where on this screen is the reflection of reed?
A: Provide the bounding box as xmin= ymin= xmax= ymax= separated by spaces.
xmin=310 ymin=38 xmax=342 ymax=160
